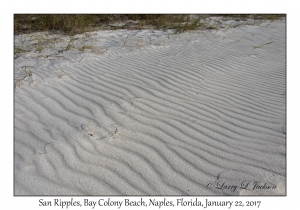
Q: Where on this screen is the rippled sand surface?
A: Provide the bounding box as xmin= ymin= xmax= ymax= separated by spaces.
xmin=14 ymin=20 xmax=285 ymax=195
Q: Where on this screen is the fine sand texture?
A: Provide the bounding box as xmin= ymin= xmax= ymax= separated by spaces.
xmin=14 ymin=19 xmax=286 ymax=195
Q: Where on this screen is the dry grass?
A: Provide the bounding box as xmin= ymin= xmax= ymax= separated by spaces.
xmin=216 ymin=14 xmax=285 ymax=21
xmin=14 ymin=14 xmax=286 ymax=36
xmin=14 ymin=14 xmax=107 ymax=35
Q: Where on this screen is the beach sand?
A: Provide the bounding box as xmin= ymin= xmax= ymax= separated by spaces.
xmin=14 ymin=19 xmax=286 ymax=195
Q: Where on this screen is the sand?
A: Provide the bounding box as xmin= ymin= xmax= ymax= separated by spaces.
xmin=14 ymin=18 xmax=286 ymax=195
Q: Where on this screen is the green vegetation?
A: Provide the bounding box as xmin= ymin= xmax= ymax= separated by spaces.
xmin=14 ymin=14 xmax=106 ymax=35
xmin=14 ymin=14 xmax=285 ymax=36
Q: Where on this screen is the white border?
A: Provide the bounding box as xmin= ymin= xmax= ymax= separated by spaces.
xmin=3 ymin=1 xmax=296 ymax=209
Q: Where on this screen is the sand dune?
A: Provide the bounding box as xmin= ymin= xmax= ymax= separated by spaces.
xmin=14 ymin=19 xmax=285 ymax=195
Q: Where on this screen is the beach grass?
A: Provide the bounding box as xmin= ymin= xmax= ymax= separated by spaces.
xmin=14 ymin=14 xmax=285 ymax=35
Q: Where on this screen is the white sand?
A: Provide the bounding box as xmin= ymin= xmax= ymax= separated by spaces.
xmin=14 ymin=19 xmax=286 ymax=195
